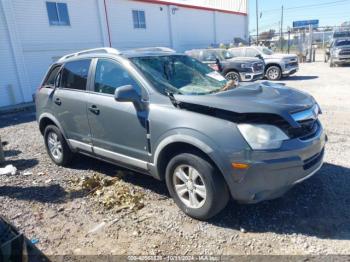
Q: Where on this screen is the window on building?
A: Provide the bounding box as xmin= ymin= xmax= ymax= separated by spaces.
xmin=94 ymin=59 xmax=141 ymax=95
xmin=132 ymin=10 xmax=146 ymax=29
xmin=61 ymin=60 xmax=91 ymax=91
xmin=46 ymin=2 xmax=70 ymax=26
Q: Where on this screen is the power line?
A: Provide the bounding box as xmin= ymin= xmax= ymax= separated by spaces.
xmin=261 ymin=0 xmax=350 ymax=13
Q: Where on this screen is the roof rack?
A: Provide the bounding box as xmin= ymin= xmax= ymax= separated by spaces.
xmin=58 ymin=47 xmax=120 ymax=62
xmin=126 ymin=47 xmax=176 ymax=53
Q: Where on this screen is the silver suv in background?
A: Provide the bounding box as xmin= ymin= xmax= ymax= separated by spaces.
xmin=229 ymin=46 xmax=299 ymax=81
xmin=185 ymin=49 xmax=264 ymax=82
xmin=36 ymin=47 xmax=326 ymax=220
xmin=329 ymin=38 xmax=350 ymax=67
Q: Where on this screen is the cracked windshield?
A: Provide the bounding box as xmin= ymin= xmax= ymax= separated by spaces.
xmin=131 ymin=55 xmax=229 ymax=95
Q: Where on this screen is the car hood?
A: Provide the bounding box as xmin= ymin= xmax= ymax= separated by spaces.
xmin=173 ymin=82 xmax=315 ymax=127
xmin=227 ymin=57 xmax=262 ymax=64
xmin=334 ymin=45 xmax=350 ymax=50
xmin=263 ymin=53 xmax=297 ymax=59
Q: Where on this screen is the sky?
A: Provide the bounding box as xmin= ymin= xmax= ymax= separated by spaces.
xmin=249 ymin=0 xmax=350 ymax=34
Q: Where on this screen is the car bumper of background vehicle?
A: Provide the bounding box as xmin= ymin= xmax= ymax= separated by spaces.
xmin=282 ymin=66 xmax=299 ymax=76
xmin=225 ymin=128 xmax=326 ymax=204
xmin=333 ymin=56 xmax=350 ymax=64
xmin=240 ymin=72 xmax=264 ymax=81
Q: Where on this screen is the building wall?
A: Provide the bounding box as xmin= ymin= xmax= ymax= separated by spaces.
xmin=0 ymin=3 xmax=23 ymax=107
xmin=169 ymin=6 xmax=215 ymax=51
xmin=0 ymin=0 xmax=248 ymax=107
xmin=107 ymin=0 xmax=171 ymax=49
xmin=11 ymin=0 xmax=105 ymax=95
xmin=215 ymin=11 xmax=247 ymax=43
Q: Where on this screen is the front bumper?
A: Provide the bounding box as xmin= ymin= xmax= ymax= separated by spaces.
xmin=282 ymin=66 xmax=299 ymax=76
xmin=240 ymin=71 xmax=264 ymax=82
xmin=332 ymin=56 xmax=350 ymax=64
xmin=225 ymin=125 xmax=326 ymax=204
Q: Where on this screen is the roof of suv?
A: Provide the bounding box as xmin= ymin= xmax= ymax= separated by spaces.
xmin=57 ymin=47 xmax=180 ymax=63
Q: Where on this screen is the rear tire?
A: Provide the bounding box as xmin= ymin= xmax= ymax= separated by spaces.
xmin=266 ymin=65 xmax=282 ymax=80
xmin=44 ymin=125 xmax=73 ymax=166
xmin=165 ymin=152 xmax=229 ymax=220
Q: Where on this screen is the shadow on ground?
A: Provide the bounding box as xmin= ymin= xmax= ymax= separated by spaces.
xmin=209 ymin=162 xmax=350 ymax=240
xmin=0 ymin=184 xmax=86 ymax=204
xmin=70 ymin=156 xmax=350 ymax=240
xmin=69 ymin=155 xmax=169 ymax=197
xmin=283 ymin=75 xmax=319 ymax=81
xmin=4 ymin=158 xmax=39 ymax=170
xmin=0 ymin=109 xmax=36 ymax=128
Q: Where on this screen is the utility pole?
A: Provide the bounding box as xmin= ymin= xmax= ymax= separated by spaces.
xmin=256 ymin=0 xmax=259 ymax=45
xmin=280 ymin=5 xmax=284 ymax=52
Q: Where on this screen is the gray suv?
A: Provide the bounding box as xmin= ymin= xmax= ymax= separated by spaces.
xmin=36 ymin=47 xmax=326 ymax=220
xmin=230 ymin=46 xmax=299 ymax=81
xmin=329 ymin=38 xmax=350 ymax=67
xmin=185 ymin=49 xmax=265 ymax=82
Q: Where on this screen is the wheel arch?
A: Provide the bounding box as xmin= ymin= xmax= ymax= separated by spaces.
xmin=152 ymin=134 xmax=226 ymax=182
xmin=265 ymin=63 xmax=282 ymax=73
xmin=223 ymin=68 xmax=240 ymax=76
xmin=38 ymin=113 xmax=66 ymax=138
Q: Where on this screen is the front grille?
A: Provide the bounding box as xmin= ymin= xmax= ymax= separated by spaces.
xmin=287 ymin=120 xmax=320 ymax=140
xmin=303 ymin=148 xmax=324 ymax=170
xmin=288 ymin=61 xmax=298 ymax=67
xmin=253 ymin=62 xmax=264 ymax=72
xmin=339 ymin=49 xmax=350 ymax=56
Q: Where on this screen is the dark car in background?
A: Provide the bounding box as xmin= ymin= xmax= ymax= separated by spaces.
xmin=329 ymin=38 xmax=350 ymax=67
xmin=185 ymin=49 xmax=265 ymax=83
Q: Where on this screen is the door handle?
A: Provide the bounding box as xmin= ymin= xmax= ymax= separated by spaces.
xmin=88 ymin=105 xmax=100 ymax=115
xmin=54 ymin=98 xmax=62 ymax=106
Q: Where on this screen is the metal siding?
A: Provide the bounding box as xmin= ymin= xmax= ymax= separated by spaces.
xmin=11 ymin=0 xmax=104 ymax=94
xmin=0 ymin=3 xmax=23 ymax=107
xmin=140 ymin=0 xmax=248 ymax=13
xmin=107 ymin=0 xmax=171 ymax=49
xmin=0 ymin=0 xmax=248 ymax=107
xmin=215 ymin=12 xmax=247 ymax=43
xmin=170 ymin=7 xmax=215 ymax=51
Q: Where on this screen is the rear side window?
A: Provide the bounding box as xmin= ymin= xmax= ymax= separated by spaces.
xmin=230 ymin=49 xmax=243 ymax=57
xmin=61 ymin=59 xmax=91 ymax=91
xmin=43 ymin=65 xmax=61 ymax=88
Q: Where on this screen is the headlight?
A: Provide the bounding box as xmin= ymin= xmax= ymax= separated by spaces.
xmin=241 ymin=63 xmax=253 ymax=68
xmin=237 ymin=124 xmax=289 ymax=150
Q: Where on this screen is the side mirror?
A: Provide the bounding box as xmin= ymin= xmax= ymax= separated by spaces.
xmin=255 ymin=54 xmax=263 ymax=60
xmin=114 ymin=85 xmax=140 ymax=103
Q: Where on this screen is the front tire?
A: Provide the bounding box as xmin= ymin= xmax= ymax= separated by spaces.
xmin=44 ymin=125 xmax=73 ymax=166
xmin=266 ymin=65 xmax=282 ymax=80
xmin=165 ymin=152 xmax=229 ymax=220
xmin=225 ymin=71 xmax=240 ymax=83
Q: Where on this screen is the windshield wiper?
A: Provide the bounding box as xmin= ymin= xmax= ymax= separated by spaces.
xmin=165 ymin=89 xmax=182 ymax=107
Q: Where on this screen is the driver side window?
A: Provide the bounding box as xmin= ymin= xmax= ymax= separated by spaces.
xmin=94 ymin=59 xmax=141 ymax=95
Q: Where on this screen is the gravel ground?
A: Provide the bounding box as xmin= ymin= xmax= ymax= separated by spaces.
xmin=0 ymin=58 xmax=350 ymax=256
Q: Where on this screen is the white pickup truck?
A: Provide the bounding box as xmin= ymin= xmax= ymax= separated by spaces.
xmin=229 ymin=46 xmax=299 ymax=81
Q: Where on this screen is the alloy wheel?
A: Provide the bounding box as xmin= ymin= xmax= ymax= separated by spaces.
xmin=173 ymin=165 xmax=207 ymax=209
xmin=268 ymin=68 xmax=280 ymax=80
xmin=47 ymin=132 xmax=63 ymax=161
